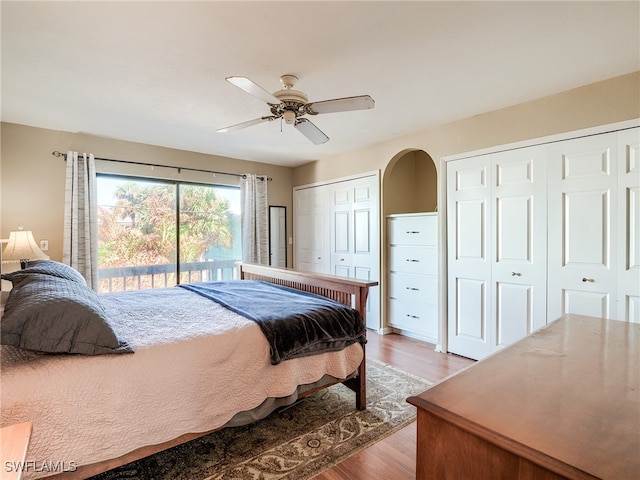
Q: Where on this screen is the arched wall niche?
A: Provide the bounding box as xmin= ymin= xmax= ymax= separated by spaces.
xmin=383 ymin=148 xmax=437 ymax=215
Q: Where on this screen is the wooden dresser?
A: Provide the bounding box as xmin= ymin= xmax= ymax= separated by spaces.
xmin=408 ymin=314 xmax=639 ymax=479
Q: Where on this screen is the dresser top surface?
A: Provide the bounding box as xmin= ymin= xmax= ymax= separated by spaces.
xmin=408 ymin=314 xmax=640 ymax=479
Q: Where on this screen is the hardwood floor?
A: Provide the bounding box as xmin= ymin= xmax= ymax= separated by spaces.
xmin=314 ymin=331 xmax=475 ymax=480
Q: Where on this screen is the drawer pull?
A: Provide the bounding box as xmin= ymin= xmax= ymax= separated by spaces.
xmin=511 ymin=272 xmax=521 ymax=277
xmin=406 ymin=231 xmax=420 ymax=234
xmin=406 ymin=287 xmax=419 ymax=291
xmin=582 ymin=277 xmax=595 ymax=283
xmin=406 ymin=314 xmax=420 ymax=319
xmin=406 ymin=259 xmax=420 ymax=263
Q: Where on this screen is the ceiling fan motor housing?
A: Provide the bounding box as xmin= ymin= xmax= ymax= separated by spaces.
xmin=272 ymin=85 xmax=308 ymax=123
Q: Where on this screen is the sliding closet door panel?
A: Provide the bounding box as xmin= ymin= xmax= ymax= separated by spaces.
xmin=447 ymin=155 xmax=492 ymax=359
xmin=328 ymin=175 xmax=380 ymax=329
xmin=350 ymin=176 xmax=379 ymax=329
xmin=548 ymin=133 xmax=618 ymax=320
xmin=492 ymin=146 xmax=547 ymax=340
xmin=331 ymin=185 xmax=352 ymax=277
xmin=618 ymin=127 xmax=640 ymax=322
xmin=294 ymin=186 xmax=330 ymax=274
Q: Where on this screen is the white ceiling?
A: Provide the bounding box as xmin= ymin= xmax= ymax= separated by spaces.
xmin=2 ymin=1 xmax=639 ymax=167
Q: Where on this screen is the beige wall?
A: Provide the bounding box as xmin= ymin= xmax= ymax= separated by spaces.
xmin=292 ymin=71 xmax=640 ymax=186
xmin=0 ymin=123 xmax=294 ymax=265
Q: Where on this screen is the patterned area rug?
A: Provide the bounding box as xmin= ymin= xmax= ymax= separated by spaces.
xmin=91 ymin=359 xmax=432 ymax=480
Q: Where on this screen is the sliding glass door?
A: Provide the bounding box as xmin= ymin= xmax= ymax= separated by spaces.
xmin=96 ymin=175 xmax=240 ymax=293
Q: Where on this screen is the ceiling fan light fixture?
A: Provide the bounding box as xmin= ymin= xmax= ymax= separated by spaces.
xmin=283 ymin=110 xmax=296 ymax=125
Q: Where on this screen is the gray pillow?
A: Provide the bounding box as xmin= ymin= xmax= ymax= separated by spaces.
xmin=1 ymin=273 xmax=132 ymax=355
xmin=2 ymin=260 xmax=87 ymax=285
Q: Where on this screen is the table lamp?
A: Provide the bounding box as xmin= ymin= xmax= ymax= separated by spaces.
xmin=2 ymin=227 xmax=50 ymax=269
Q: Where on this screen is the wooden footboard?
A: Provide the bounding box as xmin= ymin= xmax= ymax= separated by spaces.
xmin=239 ymin=262 xmax=377 ymax=411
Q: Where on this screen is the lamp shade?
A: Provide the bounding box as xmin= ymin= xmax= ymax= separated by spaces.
xmin=2 ymin=230 xmax=50 ymax=263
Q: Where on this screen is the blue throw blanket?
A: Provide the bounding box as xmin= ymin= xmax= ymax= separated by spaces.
xmin=178 ymin=280 xmax=366 ymax=364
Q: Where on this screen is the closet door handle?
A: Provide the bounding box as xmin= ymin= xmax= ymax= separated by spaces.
xmin=582 ymin=277 xmax=595 ymax=283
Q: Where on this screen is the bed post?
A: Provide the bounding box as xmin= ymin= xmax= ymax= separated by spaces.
xmin=342 ymin=282 xmax=369 ymax=410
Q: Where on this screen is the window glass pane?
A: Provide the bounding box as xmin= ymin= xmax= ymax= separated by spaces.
xmin=178 ymin=184 xmax=241 ymax=283
xmin=97 ymin=175 xmax=241 ymax=293
xmin=97 ymin=176 xmax=177 ymax=292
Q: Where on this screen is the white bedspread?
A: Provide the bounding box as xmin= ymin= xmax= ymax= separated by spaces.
xmin=0 ymin=287 xmax=363 ymax=479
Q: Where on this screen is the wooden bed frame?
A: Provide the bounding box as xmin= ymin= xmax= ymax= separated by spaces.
xmin=47 ymin=263 xmax=376 ymax=479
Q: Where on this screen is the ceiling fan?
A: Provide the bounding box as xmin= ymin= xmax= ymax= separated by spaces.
xmin=216 ymin=74 xmax=375 ymax=144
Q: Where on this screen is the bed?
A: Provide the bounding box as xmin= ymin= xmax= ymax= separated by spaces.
xmin=0 ymin=261 xmax=376 ymax=480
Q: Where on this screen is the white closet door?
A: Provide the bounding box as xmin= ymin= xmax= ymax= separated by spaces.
xmin=330 ymin=176 xmax=380 ymax=329
xmin=295 ymin=174 xmax=380 ymax=330
xmin=447 ymin=155 xmax=493 ymax=359
xmin=330 ymin=183 xmax=353 ymax=277
xmin=294 ymin=185 xmax=330 ymax=274
xmin=492 ymin=146 xmax=548 ymax=348
xmin=547 ymin=133 xmax=618 ymax=320
xmin=618 ymin=127 xmax=640 ymax=322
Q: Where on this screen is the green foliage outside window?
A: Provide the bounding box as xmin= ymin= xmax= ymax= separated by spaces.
xmin=98 ymin=180 xmax=234 ymax=268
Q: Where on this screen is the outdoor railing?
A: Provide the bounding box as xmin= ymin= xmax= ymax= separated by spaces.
xmin=98 ymin=259 xmax=240 ymax=293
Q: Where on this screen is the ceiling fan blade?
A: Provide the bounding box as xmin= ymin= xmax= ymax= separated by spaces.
xmin=216 ymin=116 xmax=277 ymax=133
xmin=226 ymin=76 xmax=281 ymax=105
xmin=306 ymin=95 xmax=375 ymax=115
xmin=294 ymin=118 xmax=329 ymax=145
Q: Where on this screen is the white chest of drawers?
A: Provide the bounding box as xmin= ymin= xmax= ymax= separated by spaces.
xmin=387 ymin=213 xmax=438 ymax=342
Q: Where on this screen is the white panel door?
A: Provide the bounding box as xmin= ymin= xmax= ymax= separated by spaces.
xmin=447 ymin=155 xmax=493 ymax=359
xmin=330 ymin=175 xmax=380 ymax=329
xmin=492 ymin=146 xmax=547 ymax=349
xmin=547 ymin=133 xmax=618 ymax=320
xmin=330 ymin=184 xmax=353 ymax=278
xmin=295 ymin=174 xmax=380 ymax=330
xmin=618 ymin=127 xmax=640 ymax=322
xmin=294 ymin=185 xmax=330 ymax=274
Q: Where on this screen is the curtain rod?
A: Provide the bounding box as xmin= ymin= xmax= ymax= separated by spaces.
xmin=51 ymin=151 xmax=272 ymax=181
